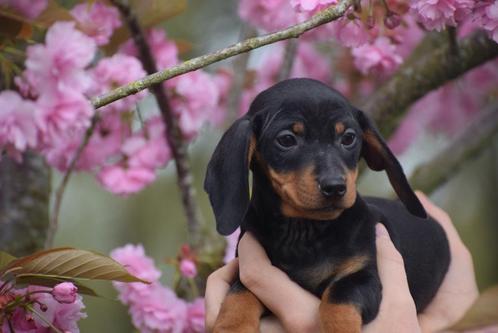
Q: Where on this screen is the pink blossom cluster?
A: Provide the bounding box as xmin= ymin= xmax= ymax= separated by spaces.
xmin=0 ymin=282 xmax=86 ymax=333
xmin=110 ymin=244 xmax=205 ymax=333
xmin=0 ymin=0 xmax=48 ymax=19
xmin=1 ymin=2 xmax=224 ymax=196
xmin=410 ymin=0 xmax=474 ymax=31
xmin=473 ymin=1 xmax=498 ymax=43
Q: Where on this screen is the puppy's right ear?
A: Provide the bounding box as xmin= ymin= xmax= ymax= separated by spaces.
xmin=204 ymin=117 xmax=254 ymax=236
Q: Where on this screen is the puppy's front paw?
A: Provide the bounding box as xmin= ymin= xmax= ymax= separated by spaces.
xmin=319 ymin=303 xmax=362 ymax=333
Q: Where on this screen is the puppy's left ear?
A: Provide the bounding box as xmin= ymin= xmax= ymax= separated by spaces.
xmin=204 ymin=116 xmax=255 ymax=235
xmin=353 ymin=108 xmax=427 ymax=218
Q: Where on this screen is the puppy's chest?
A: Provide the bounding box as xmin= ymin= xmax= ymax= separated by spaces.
xmin=261 ymin=222 xmax=367 ymax=295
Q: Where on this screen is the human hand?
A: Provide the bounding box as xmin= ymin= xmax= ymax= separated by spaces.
xmin=205 ymin=226 xmax=422 ymax=333
xmin=415 ymin=191 xmax=479 ymax=333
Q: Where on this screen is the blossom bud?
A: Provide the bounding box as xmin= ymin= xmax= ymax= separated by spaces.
xmin=384 ymin=12 xmax=401 ymax=29
xmin=179 ymin=259 xmax=197 ymax=279
xmin=52 ymin=282 xmax=78 ymax=304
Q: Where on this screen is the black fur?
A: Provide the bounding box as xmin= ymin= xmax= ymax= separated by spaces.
xmin=205 ymin=78 xmax=450 ymax=326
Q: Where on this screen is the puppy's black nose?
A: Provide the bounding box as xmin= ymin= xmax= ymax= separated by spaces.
xmin=319 ymin=178 xmax=346 ymax=198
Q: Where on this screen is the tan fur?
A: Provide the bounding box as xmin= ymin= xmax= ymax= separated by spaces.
xmin=301 ymin=255 xmax=369 ymax=288
xmin=292 ymin=122 xmax=305 ymax=135
xmin=319 ymin=300 xmax=362 ymax=333
xmin=343 ymin=167 xmax=358 ymax=208
xmin=335 ymin=122 xmax=345 ymax=135
xmin=213 ymin=290 xmax=263 ymax=333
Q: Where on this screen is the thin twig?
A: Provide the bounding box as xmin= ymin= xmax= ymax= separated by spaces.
xmin=44 ymin=115 xmax=99 ymax=249
xmin=410 ymin=103 xmax=498 ymax=193
xmin=91 ymin=0 xmax=354 ymax=109
xmin=113 ymin=0 xmax=204 ymax=248
xmin=224 ymin=24 xmax=257 ymax=126
xmin=278 ymin=39 xmax=299 ymax=81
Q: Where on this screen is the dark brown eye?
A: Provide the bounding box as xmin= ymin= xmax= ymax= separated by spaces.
xmin=276 ymin=131 xmax=298 ymax=148
xmin=341 ymin=129 xmax=356 ymax=148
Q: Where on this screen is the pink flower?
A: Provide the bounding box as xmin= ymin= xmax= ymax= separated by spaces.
xmin=1 ymin=285 xmax=86 ymax=333
xmin=224 ymin=228 xmax=240 ymax=264
xmin=128 ymin=284 xmax=187 ymax=333
xmin=52 ymin=282 xmax=78 ymax=304
xmin=0 ymin=0 xmax=48 ymax=19
xmin=179 ymin=259 xmax=197 ymax=278
xmin=291 ymin=0 xmax=337 ymax=13
xmin=183 ymin=298 xmax=205 ymax=333
xmin=24 ymin=22 xmax=96 ymax=96
xmin=352 ymin=37 xmax=402 ymax=76
xmin=332 ymin=17 xmax=370 ymax=47
xmin=77 ymin=111 xmax=131 ymax=170
xmin=168 ymin=71 xmax=220 ymax=140
xmin=410 ymin=0 xmax=474 ymax=31
xmin=71 ymin=2 xmax=122 ymax=46
xmin=122 ymin=116 xmax=171 ymax=170
xmin=238 ymin=0 xmax=298 ymax=32
xmin=90 ymin=54 xmax=148 ymax=113
xmin=36 ymin=89 xmax=94 ymax=144
xmin=0 ymin=91 xmax=38 ymax=162
xmin=98 ymin=164 xmax=156 ymax=195
xmin=111 ymin=244 xmax=188 ymax=333
xmin=121 ymin=28 xmax=179 ymax=70
xmin=473 ymin=1 xmax=498 ymax=43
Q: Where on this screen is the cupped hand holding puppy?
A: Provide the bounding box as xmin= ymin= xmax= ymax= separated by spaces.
xmin=205 ymin=193 xmax=479 ymax=333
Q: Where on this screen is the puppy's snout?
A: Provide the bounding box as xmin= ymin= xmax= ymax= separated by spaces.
xmin=318 ymin=177 xmax=346 ymax=198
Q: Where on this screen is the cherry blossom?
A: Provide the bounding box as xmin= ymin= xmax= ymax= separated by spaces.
xmin=71 ymin=2 xmax=122 ymax=46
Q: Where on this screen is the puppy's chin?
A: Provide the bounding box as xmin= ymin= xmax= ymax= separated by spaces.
xmin=280 ymin=201 xmax=345 ymax=220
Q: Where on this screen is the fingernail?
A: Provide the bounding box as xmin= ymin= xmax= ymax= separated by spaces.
xmin=376 ymin=224 xmax=387 ymax=237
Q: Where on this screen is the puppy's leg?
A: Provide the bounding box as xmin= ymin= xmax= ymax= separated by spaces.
xmin=319 ymin=269 xmax=381 ymax=333
xmin=213 ymin=279 xmax=264 ymax=333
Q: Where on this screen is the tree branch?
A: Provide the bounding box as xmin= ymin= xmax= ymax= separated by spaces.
xmin=410 ymin=104 xmax=498 ymax=194
xmin=0 ymin=153 xmax=51 ymax=256
xmin=113 ymin=0 xmax=204 ymax=249
xmin=363 ymin=31 xmax=498 ymax=136
xmin=91 ymin=0 xmax=353 ymax=109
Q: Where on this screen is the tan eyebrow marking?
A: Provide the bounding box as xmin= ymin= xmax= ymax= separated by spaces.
xmin=292 ymin=122 xmax=304 ymax=135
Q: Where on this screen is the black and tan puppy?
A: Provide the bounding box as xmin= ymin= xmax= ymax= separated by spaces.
xmin=204 ymin=78 xmax=450 ymax=332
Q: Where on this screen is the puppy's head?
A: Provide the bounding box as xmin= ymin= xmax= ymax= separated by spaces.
xmin=205 ymin=78 xmax=426 ymax=235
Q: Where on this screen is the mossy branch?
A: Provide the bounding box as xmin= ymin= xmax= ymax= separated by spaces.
xmin=90 ymin=0 xmax=353 ymax=109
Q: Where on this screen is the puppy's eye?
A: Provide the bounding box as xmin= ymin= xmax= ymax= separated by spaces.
xmin=341 ymin=129 xmax=356 ymax=148
xmin=276 ymin=131 xmax=298 ymax=149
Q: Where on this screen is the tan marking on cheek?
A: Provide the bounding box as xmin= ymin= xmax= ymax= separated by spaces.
xmin=335 ymin=122 xmax=345 ymax=135
xmin=343 ymin=167 xmax=358 ymax=208
xmin=213 ymin=289 xmax=263 ymax=332
xmin=292 ymin=122 xmax=304 ymax=135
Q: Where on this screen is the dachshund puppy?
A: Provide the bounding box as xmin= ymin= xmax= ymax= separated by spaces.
xmin=204 ymin=78 xmax=450 ymax=333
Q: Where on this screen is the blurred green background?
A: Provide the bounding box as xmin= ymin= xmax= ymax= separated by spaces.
xmin=49 ymin=1 xmax=498 ymax=331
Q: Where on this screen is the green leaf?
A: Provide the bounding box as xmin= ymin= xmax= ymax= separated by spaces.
xmin=15 ymin=273 xmax=99 ymax=297
xmin=0 ymin=251 xmax=16 ymax=270
xmin=1 ymin=247 xmax=147 ymax=283
xmin=448 ymin=285 xmax=498 ymax=331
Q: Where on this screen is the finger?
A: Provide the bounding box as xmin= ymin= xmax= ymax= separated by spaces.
xmin=415 ymin=191 xmax=461 ymax=243
xmin=375 ymin=224 xmax=412 ymax=299
xmin=238 ymin=233 xmax=320 ymax=333
xmin=205 ymin=259 xmax=239 ymax=331
xmin=260 ymin=316 xmax=287 ymax=333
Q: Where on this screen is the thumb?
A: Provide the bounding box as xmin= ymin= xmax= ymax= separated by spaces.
xmin=375 ymin=224 xmax=411 ymax=297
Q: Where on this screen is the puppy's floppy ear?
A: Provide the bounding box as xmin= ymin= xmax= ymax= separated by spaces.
xmin=353 ymin=108 xmax=427 ymax=219
xmin=204 ymin=117 xmax=254 ymax=235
